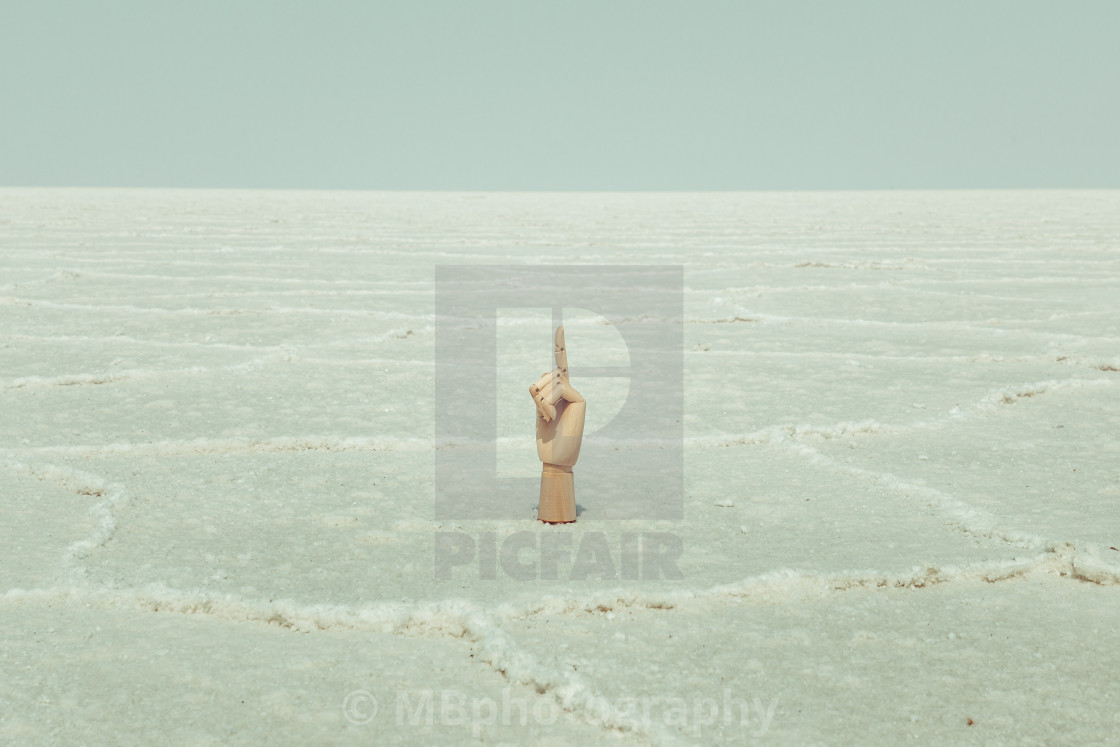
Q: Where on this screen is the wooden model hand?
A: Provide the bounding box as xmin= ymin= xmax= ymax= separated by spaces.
xmin=528 ymin=326 xmax=585 ymax=522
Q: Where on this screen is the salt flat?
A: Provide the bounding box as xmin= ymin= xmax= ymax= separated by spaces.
xmin=1 ymin=189 xmax=1118 ymax=744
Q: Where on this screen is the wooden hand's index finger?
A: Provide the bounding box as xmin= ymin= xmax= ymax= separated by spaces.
xmin=554 ymin=325 xmax=568 ymax=378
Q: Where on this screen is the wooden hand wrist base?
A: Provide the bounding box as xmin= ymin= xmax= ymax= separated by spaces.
xmin=538 ymin=463 xmax=576 ymax=523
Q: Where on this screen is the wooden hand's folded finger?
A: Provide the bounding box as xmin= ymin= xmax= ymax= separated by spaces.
xmin=529 ymin=380 xmax=556 ymax=421
xmin=546 ymin=370 xmax=563 ymax=405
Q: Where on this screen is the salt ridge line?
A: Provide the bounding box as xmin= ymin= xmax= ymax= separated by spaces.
xmin=774 ymin=435 xmax=1047 ymax=550
xmin=37 ymin=268 xmax=432 ymax=287
xmin=0 ymin=269 xmax=82 ymax=292
xmin=751 ymin=259 xmax=1120 ymax=272
xmin=716 ymin=305 xmax=1120 ymax=335
xmin=23 ymin=269 xmax=1085 ymax=300
xmin=0 ymin=459 xmax=130 ymax=583
xmin=0 ymin=332 xmax=290 ymax=351
xmin=691 ymin=350 xmax=1120 ymax=370
xmin=4 ymin=255 xmax=314 ymax=269
xmin=11 ymin=281 xmax=1113 ymax=340
xmin=1 ymin=354 xmax=285 ymax=390
xmin=0 ymin=456 xmax=663 ymax=741
xmin=274 ymin=353 xmax=427 ymax=367
xmin=7 ymin=448 xmax=1116 ymax=613
xmin=0 ymin=351 xmax=428 ymax=390
xmin=691 ymin=376 xmax=1116 ymax=449
xmin=0 ymin=582 xmax=667 ymax=744
xmin=698 ymin=318 xmax=1120 ymax=353
xmin=5 ymin=330 xmax=1113 ymax=373
xmin=3 ymin=547 xmax=1117 ymax=633
xmin=0 ymin=295 xmax=423 ymax=318
xmin=691 ymin=270 xmax=1120 ymax=285
xmin=760 ymin=381 xmax=1111 ymax=550
xmin=10 ymin=435 xmax=432 ymax=459
xmin=5 ymin=559 xmax=1116 ymax=740
xmin=1 ymin=343 xmax=1113 ymax=388
xmin=133 ymin=289 xmax=426 ymax=301
xmin=0 ymin=325 xmax=433 ymax=351
xmin=706 ymin=282 xmax=1068 ymax=305
xmin=492 ymin=547 xmax=1120 ymax=625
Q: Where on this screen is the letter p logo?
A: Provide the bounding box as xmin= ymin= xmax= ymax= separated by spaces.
xmin=435 ymin=265 xmax=683 ymax=520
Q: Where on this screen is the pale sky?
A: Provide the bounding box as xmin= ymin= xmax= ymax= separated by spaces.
xmin=1 ymin=1 xmax=1117 ymax=189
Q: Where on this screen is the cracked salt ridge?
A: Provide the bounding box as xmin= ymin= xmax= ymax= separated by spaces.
xmin=0 ymin=583 xmax=665 ymax=742
xmin=715 ymin=298 xmax=1120 ymax=334
xmin=11 ymin=435 xmax=430 ymax=459
xmin=0 ymin=295 xmax=421 ymax=318
xmin=0 ymin=269 xmax=85 ymax=291
xmin=44 ymin=269 xmax=430 ymax=287
xmin=500 ymin=549 xmax=1120 ymax=624
xmin=693 ymin=376 xmax=1116 ymax=449
xmin=13 ymin=361 xmax=1104 ymax=397
xmin=721 ymin=310 xmax=1120 ymax=335
xmin=0 ymin=355 xmax=282 ymax=390
xmin=0 ymin=352 xmax=426 ymax=391
xmin=0 ymin=328 xmax=435 ymax=349
xmin=0 ymin=459 xmax=130 ymax=583
xmin=696 ymin=350 xmax=1120 ymax=372
xmin=3 ymin=551 xmax=1116 ymax=745
xmin=780 ymin=438 xmax=1047 ymax=549
xmin=0 ymin=333 xmax=290 ymax=351
xmin=5 ymin=545 xmax=1119 ymax=631
xmin=689 ymin=379 xmax=1118 ymax=551
xmin=718 ymin=282 xmax=1118 ymax=308
xmin=5 ymin=550 xmax=1116 ymax=745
